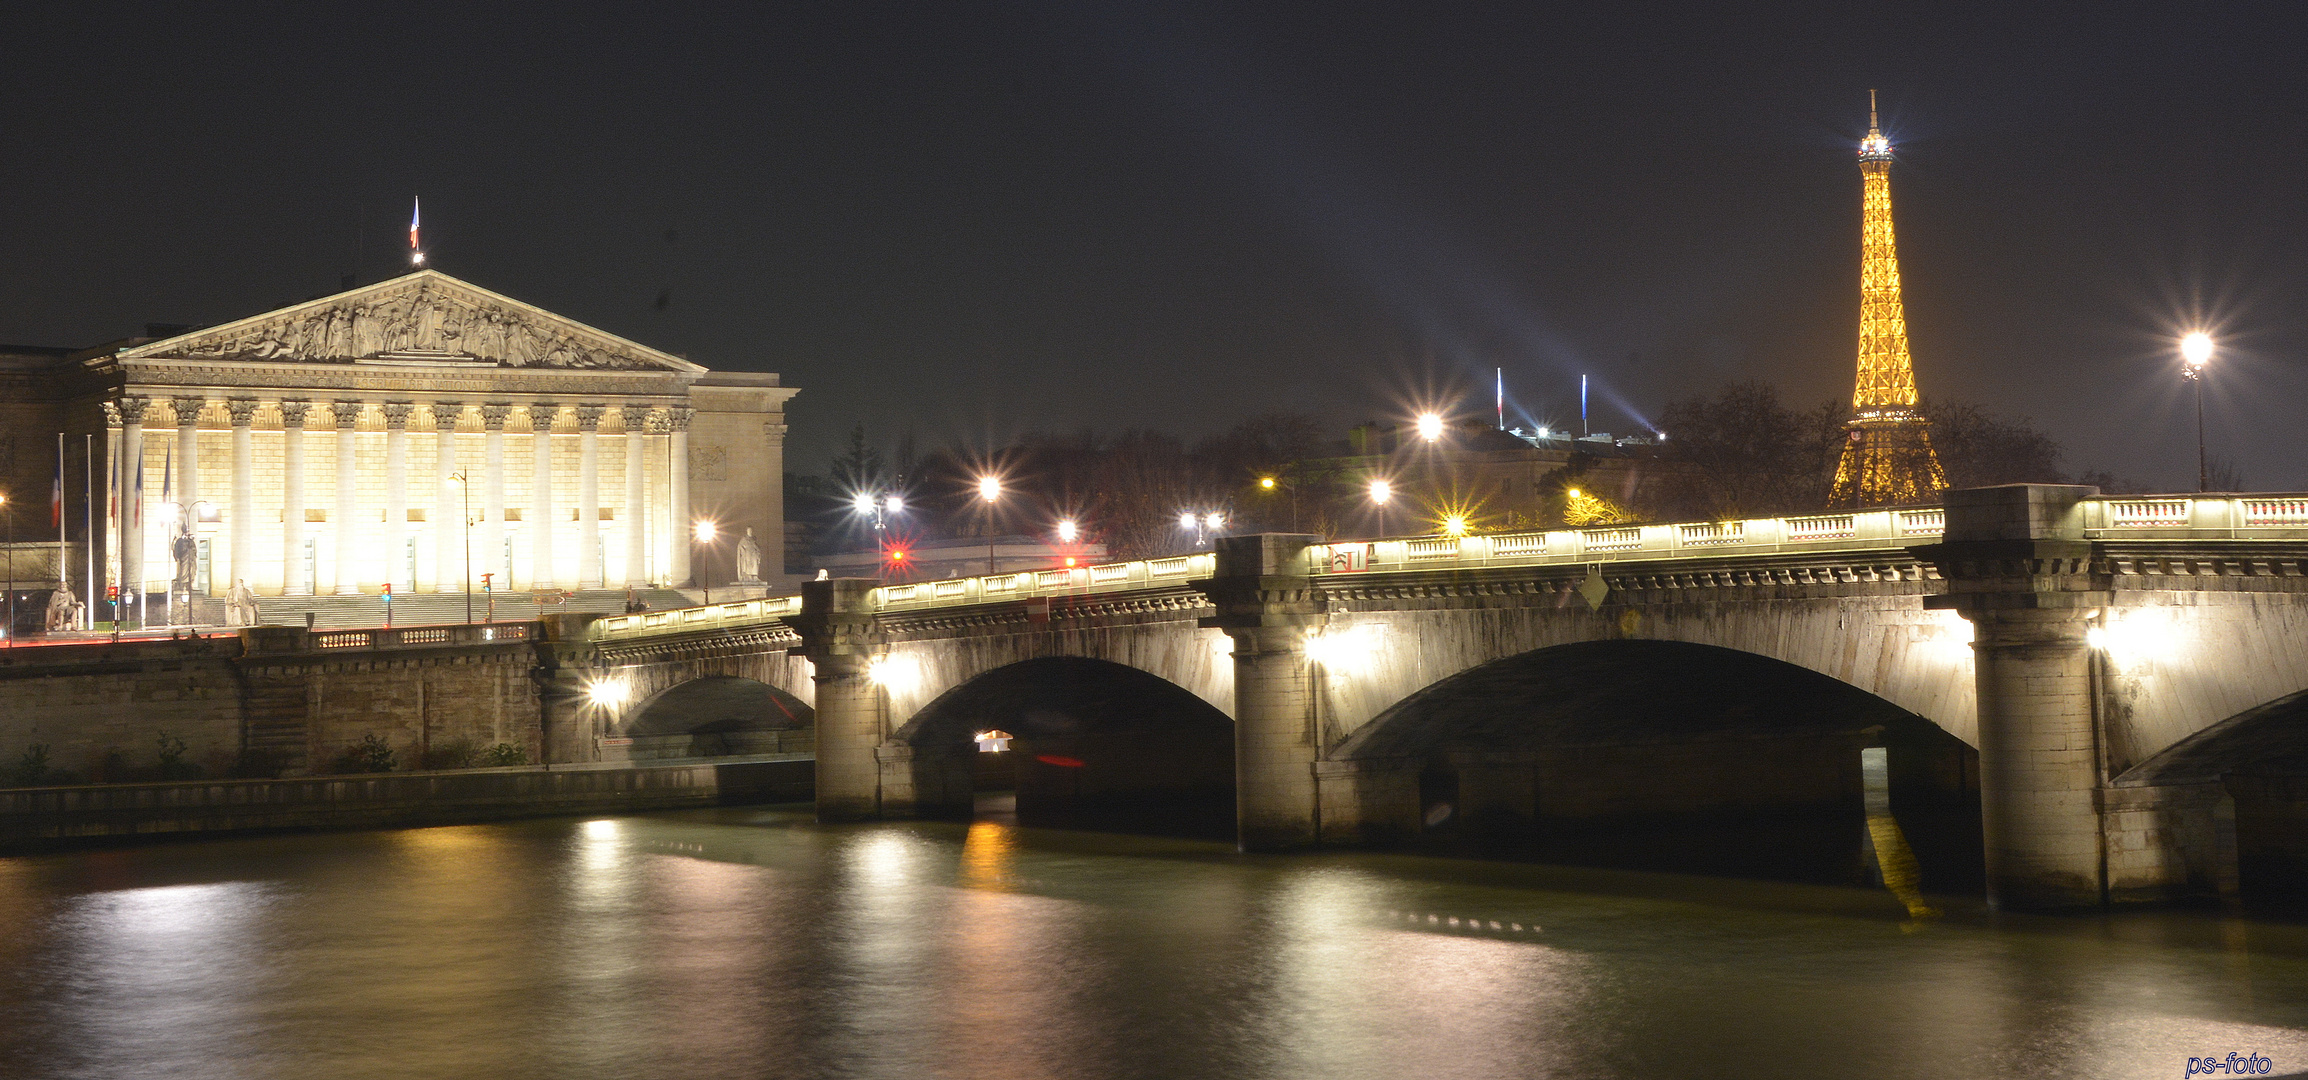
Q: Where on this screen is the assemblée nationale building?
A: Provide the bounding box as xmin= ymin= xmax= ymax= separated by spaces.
xmin=0 ymin=269 xmax=796 ymax=627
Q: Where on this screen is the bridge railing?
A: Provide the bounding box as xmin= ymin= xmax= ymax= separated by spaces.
xmin=584 ymin=494 xmax=2308 ymax=640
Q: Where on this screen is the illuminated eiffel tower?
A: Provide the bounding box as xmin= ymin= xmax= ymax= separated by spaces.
xmin=1829 ymin=90 xmax=1946 ymax=508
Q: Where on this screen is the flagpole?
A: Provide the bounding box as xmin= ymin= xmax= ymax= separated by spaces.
xmin=56 ymin=434 xmax=67 ymax=625
xmin=85 ymin=433 xmax=95 ymax=630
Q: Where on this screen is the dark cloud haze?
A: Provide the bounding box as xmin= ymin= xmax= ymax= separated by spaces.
xmin=4 ymin=3 xmax=2304 ymax=489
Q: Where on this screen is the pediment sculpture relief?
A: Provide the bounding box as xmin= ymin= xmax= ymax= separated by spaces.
xmin=154 ymin=279 xmax=665 ymax=371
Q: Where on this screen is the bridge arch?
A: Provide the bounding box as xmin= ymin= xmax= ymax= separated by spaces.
xmin=889 ymin=656 xmax=1235 ymax=835
xmin=1325 ymin=639 xmax=1982 ymax=887
xmin=618 ymin=675 xmax=814 ymax=760
xmin=2115 ymin=686 xmax=2308 ymax=900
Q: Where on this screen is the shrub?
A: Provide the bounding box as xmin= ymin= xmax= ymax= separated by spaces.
xmin=419 ymin=738 xmax=478 ymax=771
xmin=478 ymin=743 xmax=528 ymax=767
xmin=328 ymin=734 xmax=398 ymax=774
xmin=7 ymin=744 xmax=52 ymax=787
xmin=155 ymin=731 xmax=202 ymax=781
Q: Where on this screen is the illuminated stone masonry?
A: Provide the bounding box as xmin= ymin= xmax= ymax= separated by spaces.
xmin=33 ymin=270 xmax=797 ymax=612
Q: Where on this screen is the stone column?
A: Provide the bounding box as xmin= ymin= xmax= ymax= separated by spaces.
xmin=1918 ymin=484 xmax=2111 ymax=910
xmin=1195 ymin=534 xmax=1329 ymax=851
xmin=575 ymin=405 xmax=604 ymax=588
xmin=117 ymin=396 xmax=149 ymax=617
xmin=667 ymin=405 xmax=693 ymax=586
xmin=621 ymin=405 xmax=650 ymax=587
xmin=479 ymin=404 xmax=511 ymax=592
xmin=431 ymin=404 xmax=461 ymax=593
xmin=382 ymin=402 xmax=414 ymax=591
xmin=279 ymin=401 xmax=309 ymax=596
xmin=528 ymin=405 xmax=557 ymax=589
xmin=171 ymin=396 xmax=204 ymax=529
xmin=226 ymin=399 xmax=257 ymax=595
xmin=784 ymin=578 xmax=885 ymax=822
xmin=331 ymin=401 xmax=363 ymax=595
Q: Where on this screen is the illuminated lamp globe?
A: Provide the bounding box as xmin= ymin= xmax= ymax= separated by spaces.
xmin=693 ymin=520 xmax=717 ymax=543
xmin=1259 ymin=477 xmax=1276 ymax=490
xmin=2182 ymin=331 xmax=2214 ymax=371
xmin=1368 ymin=480 xmax=1392 ymax=505
xmin=977 ymin=475 xmax=1001 ymax=502
xmin=1057 ymin=519 xmax=1079 ymax=543
xmin=1179 ymin=511 xmax=1198 ymax=530
xmin=883 ymin=494 xmax=904 ymax=515
xmin=1415 ymin=413 xmax=1444 ymax=442
xmin=1204 ymin=513 xmax=1224 ymax=530
xmin=852 ymin=492 xmax=876 ymax=514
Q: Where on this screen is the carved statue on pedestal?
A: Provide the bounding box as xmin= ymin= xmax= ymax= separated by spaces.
xmin=736 ymin=527 xmax=764 ymax=583
xmin=44 ymin=583 xmax=81 ymax=633
xmin=227 ymin=579 xmax=259 ymax=627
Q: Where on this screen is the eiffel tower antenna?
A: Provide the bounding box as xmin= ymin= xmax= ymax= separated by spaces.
xmin=1829 ymin=91 xmax=1946 ymax=507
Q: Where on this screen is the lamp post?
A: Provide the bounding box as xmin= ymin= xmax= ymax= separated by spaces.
xmin=2181 ymin=331 xmax=2214 ymax=492
xmin=977 ymin=475 xmax=1001 ymax=575
xmin=1 ymin=492 xmax=10 ymax=647
xmin=693 ymin=519 xmax=717 ymax=604
xmin=1415 ymin=412 xmax=1444 ymax=444
xmin=1368 ymin=479 xmax=1392 ymax=539
xmin=451 ymin=470 xmax=473 ymax=624
xmin=1180 ymin=510 xmax=1203 ymax=548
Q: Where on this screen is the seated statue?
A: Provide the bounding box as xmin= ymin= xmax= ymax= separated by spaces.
xmin=45 ymin=584 xmax=81 ymax=633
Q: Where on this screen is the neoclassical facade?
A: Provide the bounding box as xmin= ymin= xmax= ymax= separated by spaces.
xmin=55 ymin=270 xmax=794 ymax=603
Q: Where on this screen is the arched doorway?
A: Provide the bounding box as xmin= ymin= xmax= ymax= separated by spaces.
xmin=1336 ymin=640 xmax=1981 ymax=890
xmin=897 ymin=657 xmax=1234 ymax=837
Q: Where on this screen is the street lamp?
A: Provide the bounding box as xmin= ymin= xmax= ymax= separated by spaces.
xmin=2181 ymin=331 xmax=2214 ymax=492
xmin=977 ymin=475 xmax=1001 ymax=575
xmin=1368 ymin=479 xmax=1392 ymax=539
xmin=693 ymin=519 xmax=718 ymax=603
xmin=1415 ymin=412 xmax=1444 ymax=444
xmin=1056 ymin=518 xmax=1079 ymax=544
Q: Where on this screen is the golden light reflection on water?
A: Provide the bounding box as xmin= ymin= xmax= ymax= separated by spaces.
xmin=959 ymin=818 xmax=1018 ymax=891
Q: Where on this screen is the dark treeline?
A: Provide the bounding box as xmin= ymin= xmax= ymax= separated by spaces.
xmin=794 ymin=384 xmax=2101 ymax=565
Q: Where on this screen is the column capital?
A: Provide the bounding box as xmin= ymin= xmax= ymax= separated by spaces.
xmin=101 ymin=401 xmax=122 ymax=427
xmin=479 ymin=403 xmax=513 ymax=431
xmin=330 ymin=400 xmax=363 ymax=429
xmin=574 ymin=403 xmax=606 ymax=431
xmin=380 ymin=401 xmax=417 ymax=429
xmin=431 ymin=402 xmax=463 ymax=433
xmin=620 ymin=403 xmax=653 ymax=431
xmin=528 ymin=403 xmax=559 ymax=433
xmin=763 ymin=421 xmax=789 ymax=442
xmin=117 ymin=395 xmax=152 ymax=425
xmin=225 ymin=398 xmax=260 ymax=427
xmin=171 ymin=395 xmax=207 ymax=427
xmin=665 ymin=405 xmax=695 ymax=433
xmin=278 ymin=399 xmax=312 ymax=428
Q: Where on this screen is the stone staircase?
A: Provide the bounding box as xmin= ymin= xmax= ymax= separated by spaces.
xmin=253 ymin=589 xmax=698 ymax=630
xmin=241 ymin=679 xmax=310 ymax=772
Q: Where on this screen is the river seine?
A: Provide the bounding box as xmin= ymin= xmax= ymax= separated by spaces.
xmin=2 ymin=807 xmax=2304 ymax=1080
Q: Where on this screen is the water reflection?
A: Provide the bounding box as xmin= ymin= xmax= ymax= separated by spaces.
xmin=0 ymin=812 xmax=2302 ymax=1080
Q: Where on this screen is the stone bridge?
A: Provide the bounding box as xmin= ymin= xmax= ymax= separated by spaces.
xmin=547 ymin=484 xmax=2308 ymax=909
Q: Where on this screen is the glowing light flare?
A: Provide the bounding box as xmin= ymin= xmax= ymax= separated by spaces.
xmin=885 ymin=547 xmax=909 ymax=563
xmin=2089 ymin=610 xmax=2181 ymax=670
xmin=866 ymin=654 xmax=923 ymax=693
xmin=1258 ymin=477 xmax=1277 ymax=490
xmin=976 ymin=475 xmax=1002 ymax=503
xmin=883 ymin=494 xmax=904 ymax=515
xmin=852 ymin=492 xmax=876 ymax=514
xmin=1368 ymin=480 xmax=1392 ymax=505
xmin=1305 ymin=624 xmax=1384 ymax=672
xmin=1442 ymin=515 xmax=1468 ymax=538
xmin=585 ymin=678 xmax=632 ymax=707
xmin=1203 ymin=513 xmax=1224 ymax=531
xmin=1415 ymin=413 xmax=1444 ymax=442
xmin=2182 ymin=331 xmax=2214 ymax=372
xmin=1056 ymin=519 xmax=1079 ymax=543
xmin=1179 ymin=511 xmax=1199 ymax=530
xmin=692 ymin=519 xmax=717 ymax=544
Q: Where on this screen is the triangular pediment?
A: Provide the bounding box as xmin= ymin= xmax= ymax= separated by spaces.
xmin=118 ymin=270 xmax=704 ymax=374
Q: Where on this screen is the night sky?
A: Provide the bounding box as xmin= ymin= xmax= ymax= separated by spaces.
xmin=4 ymin=3 xmax=2304 ymax=490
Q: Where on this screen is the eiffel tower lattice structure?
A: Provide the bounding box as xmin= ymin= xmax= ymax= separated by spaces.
xmin=1829 ymin=90 xmax=1947 ymax=508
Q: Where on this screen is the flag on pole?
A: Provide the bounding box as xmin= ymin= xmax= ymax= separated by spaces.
xmin=410 ymin=196 xmax=423 ymax=265
xmin=132 ymin=448 xmax=143 ymax=529
xmin=51 ymin=438 xmax=64 ymax=528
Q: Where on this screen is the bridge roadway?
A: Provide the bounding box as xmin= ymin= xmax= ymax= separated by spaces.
xmin=556 ymin=484 xmax=2308 ymax=909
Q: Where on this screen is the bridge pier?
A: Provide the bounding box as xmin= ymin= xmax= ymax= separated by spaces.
xmin=1924 ymin=485 xmax=2116 ymax=909
xmin=1198 ymin=535 xmax=1329 ymax=851
xmin=786 ymin=578 xmax=886 ymax=822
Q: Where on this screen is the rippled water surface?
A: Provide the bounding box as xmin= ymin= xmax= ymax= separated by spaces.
xmin=2 ymin=807 xmax=2305 ymax=1080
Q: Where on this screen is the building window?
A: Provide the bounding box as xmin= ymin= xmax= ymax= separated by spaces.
xmin=974 ymin=729 xmax=1013 ymax=753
